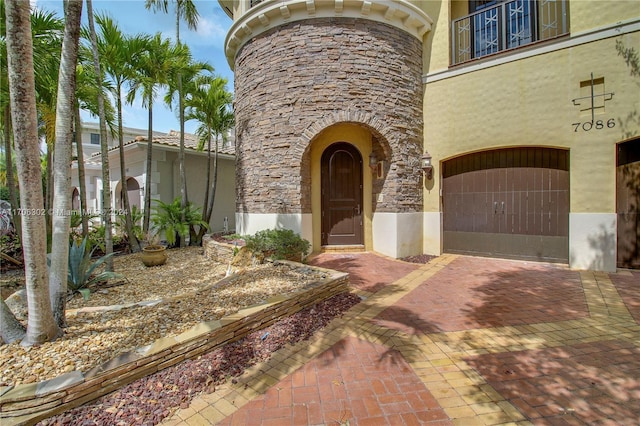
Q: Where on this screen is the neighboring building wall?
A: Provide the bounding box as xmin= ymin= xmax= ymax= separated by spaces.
xmin=71 ymin=144 xmax=236 ymax=237
xmin=421 ymin=1 xmax=640 ymax=271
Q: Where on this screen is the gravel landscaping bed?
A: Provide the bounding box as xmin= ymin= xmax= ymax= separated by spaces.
xmin=0 ymin=247 xmax=333 ymax=387
xmin=38 ymin=292 xmax=361 ymax=426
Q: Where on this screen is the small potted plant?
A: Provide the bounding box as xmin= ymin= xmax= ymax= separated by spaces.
xmin=140 ymin=230 xmax=167 ymax=267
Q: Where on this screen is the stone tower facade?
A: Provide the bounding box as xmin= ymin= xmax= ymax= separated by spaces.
xmin=222 ymin=0 xmax=432 ymax=257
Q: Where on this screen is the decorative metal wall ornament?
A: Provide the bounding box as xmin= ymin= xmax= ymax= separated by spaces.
xmin=571 ymin=72 xmax=614 ymax=122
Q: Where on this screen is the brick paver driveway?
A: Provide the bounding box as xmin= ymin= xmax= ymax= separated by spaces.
xmin=164 ymin=254 xmax=640 ymax=426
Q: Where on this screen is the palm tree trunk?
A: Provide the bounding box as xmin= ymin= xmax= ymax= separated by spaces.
xmin=3 ymin=106 xmax=21 ymax=239
xmin=49 ymin=0 xmax=83 ymax=328
xmin=5 ymin=0 xmax=61 ymax=345
xmin=86 ymin=0 xmax=113 ymax=271
xmin=209 ymin=134 xmax=220 ymax=216
xmin=116 ymin=90 xmax=141 ymax=253
xmin=74 ymin=106 xmax=89 ymax=237
xmin=143 ymin=99 xmax=153 ymax=235
xmin=175 ymin=13 xmax=188 ymax=246
xmin=45 ymin=145 xmax=53 ymax=246
xmin=178 ymin=73 xmax=188 ymax=247
xmin=194 ymin=131 xmax=213 ymax=245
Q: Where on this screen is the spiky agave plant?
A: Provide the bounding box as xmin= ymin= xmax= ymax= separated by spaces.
xmin=66 ymin=237 xmax=122 ymax=292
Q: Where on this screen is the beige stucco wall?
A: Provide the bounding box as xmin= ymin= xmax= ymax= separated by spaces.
xmin=420 ymin=1 xmax=639 ymax=269
xmin=179 ymin=152 xmax=237 ymax=233
xmin=424 ymin=31 xmax=640 ymax=214
xmin=569 ymin=0 xmax=638 ymax=33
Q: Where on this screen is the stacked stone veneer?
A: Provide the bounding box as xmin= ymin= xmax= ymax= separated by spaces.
xmin=234 ymin=17 xmax=424 ymax=214
xmin=0 ymin=262 xmax=348 ymax=425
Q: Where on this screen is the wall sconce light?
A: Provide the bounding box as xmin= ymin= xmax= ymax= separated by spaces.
xmin=369 ymin=151 xmax=378 ymax=172
xmin=421 ymin=151 xmax=433 ymax=180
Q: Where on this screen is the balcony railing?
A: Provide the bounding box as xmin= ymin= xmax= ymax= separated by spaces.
xmin=452 ymin=0 xmax=568 ymax=65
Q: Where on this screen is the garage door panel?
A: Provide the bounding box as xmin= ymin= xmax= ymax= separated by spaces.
xmin=443 ymin=148 xmax=569 ymax=263
xmin=616 ymin=139 xmax=640 ymax=268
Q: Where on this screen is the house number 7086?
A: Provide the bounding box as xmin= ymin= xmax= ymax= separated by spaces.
xmin=571 ymin=118 xmax=615 ymax=132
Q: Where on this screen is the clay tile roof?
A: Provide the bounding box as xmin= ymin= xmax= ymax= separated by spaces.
xmin=98 ymin=130 xmax=236 ymax=157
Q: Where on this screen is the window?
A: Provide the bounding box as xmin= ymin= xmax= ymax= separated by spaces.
xmin=452 ymin=0 xmax=569 ymax=65
xmin=90 ymin=133 xmax=100 ymax=145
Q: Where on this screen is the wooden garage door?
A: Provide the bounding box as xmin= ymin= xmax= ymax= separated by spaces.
xmin=443 ymin=147 xmax=569 ymax=263
xmin=617 ymin=139 xmax=640 ymax=269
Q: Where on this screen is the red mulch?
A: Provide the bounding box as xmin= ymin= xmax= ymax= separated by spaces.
xmin=40 ymin=292 xmax=361 ymax=426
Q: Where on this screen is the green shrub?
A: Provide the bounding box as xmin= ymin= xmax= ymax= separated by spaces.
xmin=151 ymin=198 xmax=208 ymax=247
xmin=86 ymin=224 xmax=122 ymax=254
xmin=244 ymin=229 xmax=310 ymax=262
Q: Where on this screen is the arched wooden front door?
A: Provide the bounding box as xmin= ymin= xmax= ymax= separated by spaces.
xmin=321 ymin=142 xmax=363 ymax=246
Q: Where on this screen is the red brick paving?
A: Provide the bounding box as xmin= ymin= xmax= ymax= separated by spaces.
xmin=218 ymin=336 xmax=451 ymax=426
xmin=610 ymin=270 xmax=640 ymax=323
xmin=168 ymin=254 xmax=640 ymax=426
xmin=308 ymin=253 xmax=420 ymax=293
xmin=464 ymin=340 xmax=640 ymax=425
xmin=374 ymin=256 xmax=588 ymax=333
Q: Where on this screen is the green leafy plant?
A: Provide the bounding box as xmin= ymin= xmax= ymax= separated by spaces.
xmin=151 ymin=198 xmax=208 ymax=247
xmin=86 ymin=224 xmax=122 ymax=254
xmin=68 ymin=210 xmax=100 ymax=242
xmin=116 ymin=205 xmax=144 ymax=242
xmin=243 ymin=229 xmax=310 ymax=262
xmin=57 ymin=237 xmax=122 ymax=292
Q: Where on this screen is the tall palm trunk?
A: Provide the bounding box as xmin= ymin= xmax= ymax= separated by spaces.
xmin=86 ymin=0 xmax=113 ymax=271
xmin=49 ymin=0 xmax=83 ymax=328
xmin=176 ymin=13 xmax=188 ymax=247
xmin=5 ymin=0 xmax=61 ymax=345
xmin=116 ymin=90 xmax=141 ymax=252
xmin=194 ymin=131 xmax=217 ymax=245
xmin=45 ymin=146 xmax=53 ymax=245
xmin=143 ymin=98 xmax=153 ymax=234
xmin=178 ymin=73 xmax=188 ymax=247
xmin=74 ymin=107 xmax=89 ymax=236
xmin=3 ymin=106 xmax=21 ymax=239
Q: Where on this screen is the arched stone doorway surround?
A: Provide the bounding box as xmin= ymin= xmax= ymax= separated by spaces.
xmin=301 ymin=113 xmax=393 ymax=255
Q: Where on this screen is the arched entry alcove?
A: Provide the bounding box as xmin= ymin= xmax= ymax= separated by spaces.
xmin=115 ymin=177 xmax=141 ymax=211
xmin=306 ymin=122 xmax=381 ymax=253
xmin=71 ymin=187 xmax=80 ymax=210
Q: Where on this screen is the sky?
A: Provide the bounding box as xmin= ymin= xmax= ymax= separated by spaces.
xmin=34 ymin=0 xmax=234 ymax=134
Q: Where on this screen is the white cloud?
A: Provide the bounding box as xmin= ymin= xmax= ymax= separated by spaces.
xmin=195 ymin=15 xmax=227 ymax=40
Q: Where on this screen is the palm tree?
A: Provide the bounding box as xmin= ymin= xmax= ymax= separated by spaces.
xmin=31 ymin=9 xmax=64 ymax=237
xmin=0 ymin=0 xmax=21 ymax=239
xmin=4 ymin=0 xmax=61 ymax=345
xmin=94 ymin=14 xmax=147 ymax=253
xmin=48 ymin=0 xmax=83 ymax=328
xmin=85 ymin=0 xmax=114 ymax=271
xmin=128 ymin=34 xmax=189 ymax=235
xmin=185 ymin=74 xmax=234 ymax=245
xmin=145 ymin=0 xmax=200 ymax=245
xmin=164 ymin=53 xmax=213 ymax=244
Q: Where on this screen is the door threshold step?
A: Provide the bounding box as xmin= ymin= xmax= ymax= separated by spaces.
xmin=320 ymin=245 xmax=365 ymax=253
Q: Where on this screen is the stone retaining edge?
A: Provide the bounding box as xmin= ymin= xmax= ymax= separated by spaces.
xmin=0 ymin=261 xmax=349 ymax=426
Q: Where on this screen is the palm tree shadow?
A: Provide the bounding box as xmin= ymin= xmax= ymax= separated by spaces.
xmin=461 ymin=264 xmax=588 ymax=329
